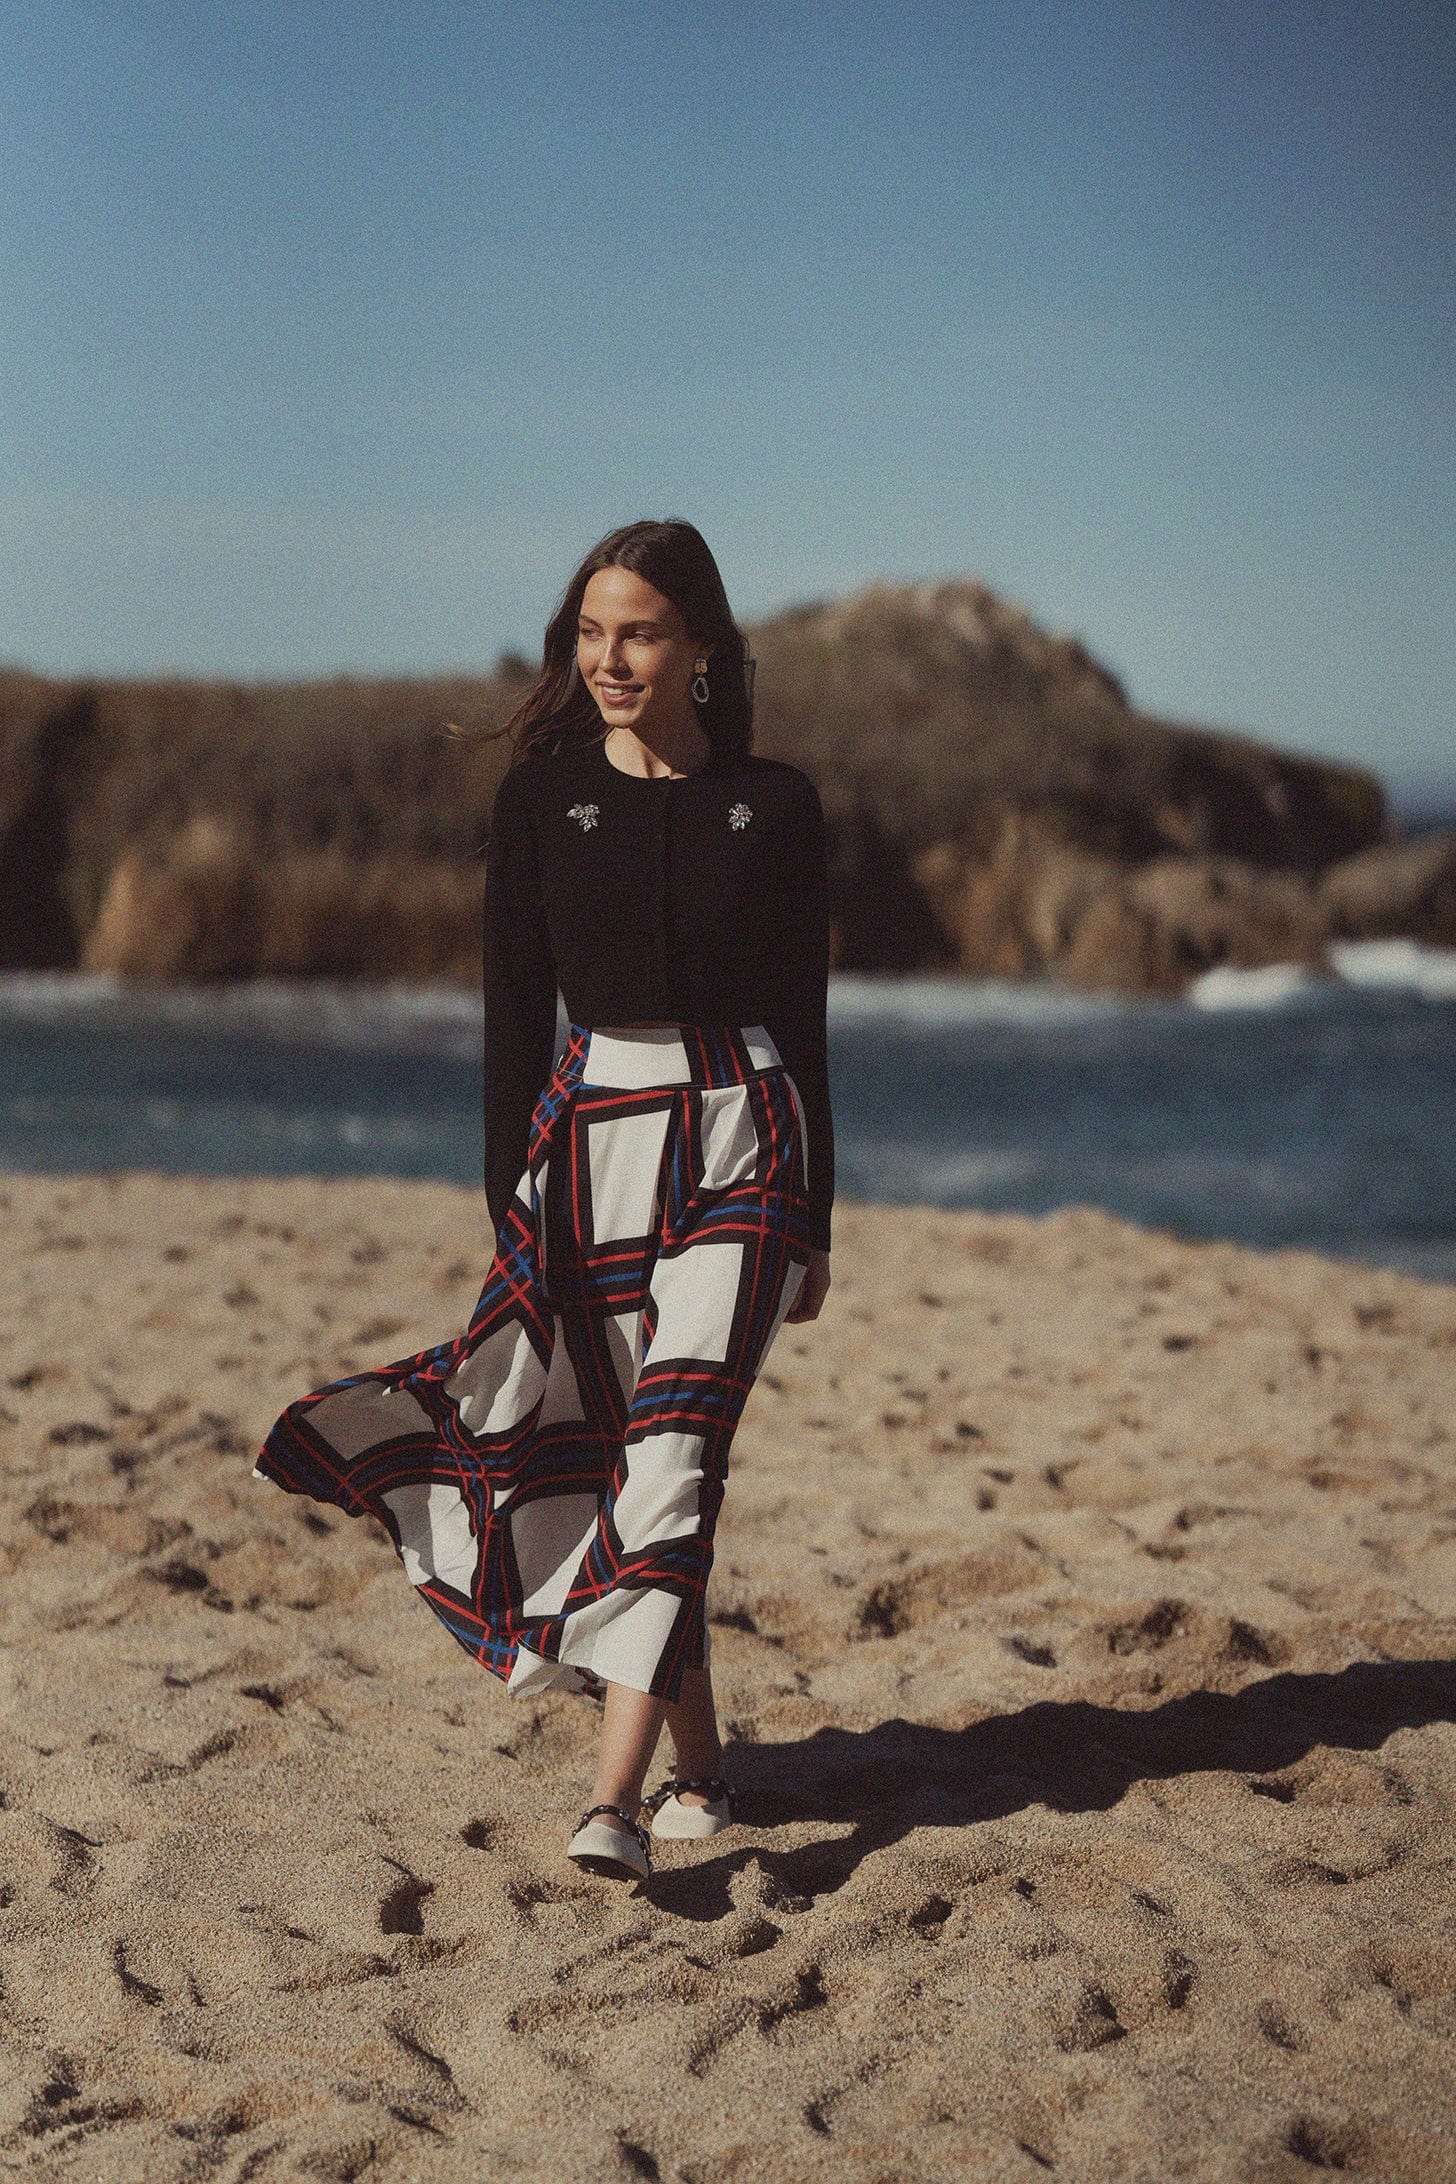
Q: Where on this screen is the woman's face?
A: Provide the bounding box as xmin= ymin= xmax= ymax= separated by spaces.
xmin=576 ymin=566 xmax=711 ymax=735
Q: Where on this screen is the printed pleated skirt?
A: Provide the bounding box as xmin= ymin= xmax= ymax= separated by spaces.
xmin=252 ymin=1022 xmax=813 ymax=1705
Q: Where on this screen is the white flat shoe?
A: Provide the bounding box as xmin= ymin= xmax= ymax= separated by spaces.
xmin=642 ymin=1773 xmax=737 ymax=1841
xmin=566 ymin=1801 xmax=652 ymax=1882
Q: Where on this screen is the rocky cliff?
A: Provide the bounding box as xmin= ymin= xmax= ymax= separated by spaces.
xmin=0 ymin=580 xmax=1446 ymax=991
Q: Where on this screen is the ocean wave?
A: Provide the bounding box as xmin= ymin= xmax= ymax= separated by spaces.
xmin=841 ymin=1140 xmax=1406 ymax=1219
xmin=1 ymin=960 xmax=1452 ymax=1061
xmin=1327 ymin=939 xmax=1456 ymax=1001
xmin=825 ymin=973 xmax=1133 ymax=1029
xmin=1187 ymin=942 xmax=1456 ymax=1012
xmin=1187 ymin=963 xmax=1329 ymax=1011
xmin=0 ymin=973 xmax=488 ymax=1057
xmin=841 ymin=1143 xmax=1048 ymax=1197
xmin=0 ymin=969 xmax=1137 ymax=1040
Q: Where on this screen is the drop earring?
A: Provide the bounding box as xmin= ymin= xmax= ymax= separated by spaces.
xmin=691 ymin=657 xmax=710 ymax=704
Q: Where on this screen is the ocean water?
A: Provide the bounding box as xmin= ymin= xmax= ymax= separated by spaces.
xmin=1 ymin=947 xmax=1453 ymax=1280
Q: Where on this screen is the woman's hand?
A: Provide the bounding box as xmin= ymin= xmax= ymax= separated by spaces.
xmin=784 ymin=1248 xmax=831 ymax=1323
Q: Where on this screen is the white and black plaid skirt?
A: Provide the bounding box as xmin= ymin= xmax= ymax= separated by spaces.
xmin=253 ymin=1022 xmax=813 ymax=1703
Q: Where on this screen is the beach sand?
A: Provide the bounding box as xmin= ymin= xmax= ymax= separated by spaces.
xmin=1 ymin=1169 xmax=1453 ymax=2181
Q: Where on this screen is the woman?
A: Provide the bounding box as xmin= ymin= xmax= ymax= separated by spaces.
xmin=253 ymin=519 xmax=834 ymax=1884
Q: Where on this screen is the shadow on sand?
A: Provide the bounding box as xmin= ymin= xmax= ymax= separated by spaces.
xmin=644 ymin=1656 xmax=1456 ymax=1919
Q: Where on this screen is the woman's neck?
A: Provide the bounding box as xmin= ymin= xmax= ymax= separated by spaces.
xmin=601 ymin=717 xmax=711 ymax=780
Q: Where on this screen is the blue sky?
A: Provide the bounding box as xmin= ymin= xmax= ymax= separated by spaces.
xmin=3 ymin=1 xmax=1452 ymax=793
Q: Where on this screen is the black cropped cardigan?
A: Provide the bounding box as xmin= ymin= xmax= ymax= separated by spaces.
xmin=482 ymin=730 xmax=835 ymax=1251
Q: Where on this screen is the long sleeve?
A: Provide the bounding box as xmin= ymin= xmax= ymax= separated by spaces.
xmin=762 ymin=775 xmax=835 ymax=1252
xmin=482 ymin=764 xmax=560 ymax=1240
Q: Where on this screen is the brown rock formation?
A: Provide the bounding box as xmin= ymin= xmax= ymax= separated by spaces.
xmin=80 ymin=819 xmax=484 ymax=984
xmin=746 ymin=579 xmax=1392 ymax=992
xmin=1319 ymin=829 xmax=1456 ymax=947
xmin=1064 ymin=858 xmax=1328 ymax=994
xmin=0 ymin=669 xmax=513 ymax=981
xmin=0 ymin=580 xmax=1418 ymax=993
xmin=909 ymin=816 xmax=1329 ymax=995
xmin=748 ymin=580 xmax=1385 ymax=874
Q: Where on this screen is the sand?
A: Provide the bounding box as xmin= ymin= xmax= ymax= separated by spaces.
xmin=0 ymin=1169 xmax=1453 ymax=2182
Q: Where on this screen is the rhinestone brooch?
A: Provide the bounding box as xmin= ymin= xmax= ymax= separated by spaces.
xmin=728 ymin=802 xmax=753 ymax=831
xmin=567 ymin=802 xmax=600 ymax=831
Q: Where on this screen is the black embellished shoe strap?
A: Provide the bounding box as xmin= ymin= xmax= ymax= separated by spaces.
xmin=642 ymin=1774 xmax=735 ymax=1815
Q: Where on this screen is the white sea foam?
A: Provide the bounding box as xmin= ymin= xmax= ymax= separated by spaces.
xmin=825 ymin=973 xmax=1130 ymax=1030
xmin=0 ymin=971 xmax=128 ymax=1012
xmin=1 ymin=955 xmax=1452 ymax=1059
xmin=1188 ymin=963 xmax=1328 ymax=1011
xmin=1327 ymin=939 xmax=1456 ymax=1001
xmin=0 ymin=973 xmax=488 ymax=1057
xmin=0 ymin=969 xmax=1133 ymax=1046
xmin=841 ymin=1143 xmax=1046 ymax=1198
xmin=842 ymin=1142 xmax=1346 ymax=1218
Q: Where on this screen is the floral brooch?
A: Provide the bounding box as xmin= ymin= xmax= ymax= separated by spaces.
xmin=728 ymin=802 xmax=753 ymax=831
xmin=567 ymin=802 xmax=599 ymax=831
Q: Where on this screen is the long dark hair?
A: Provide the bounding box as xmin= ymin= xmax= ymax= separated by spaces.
xmin=496 ymin=519 xmax=755 ymax=768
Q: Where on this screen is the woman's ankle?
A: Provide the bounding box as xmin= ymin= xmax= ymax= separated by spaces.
xmin=589 ymin=1786 xmax=643 ymax=1818
xmin=669 ymin=1752 xmax=724 ymax=1783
